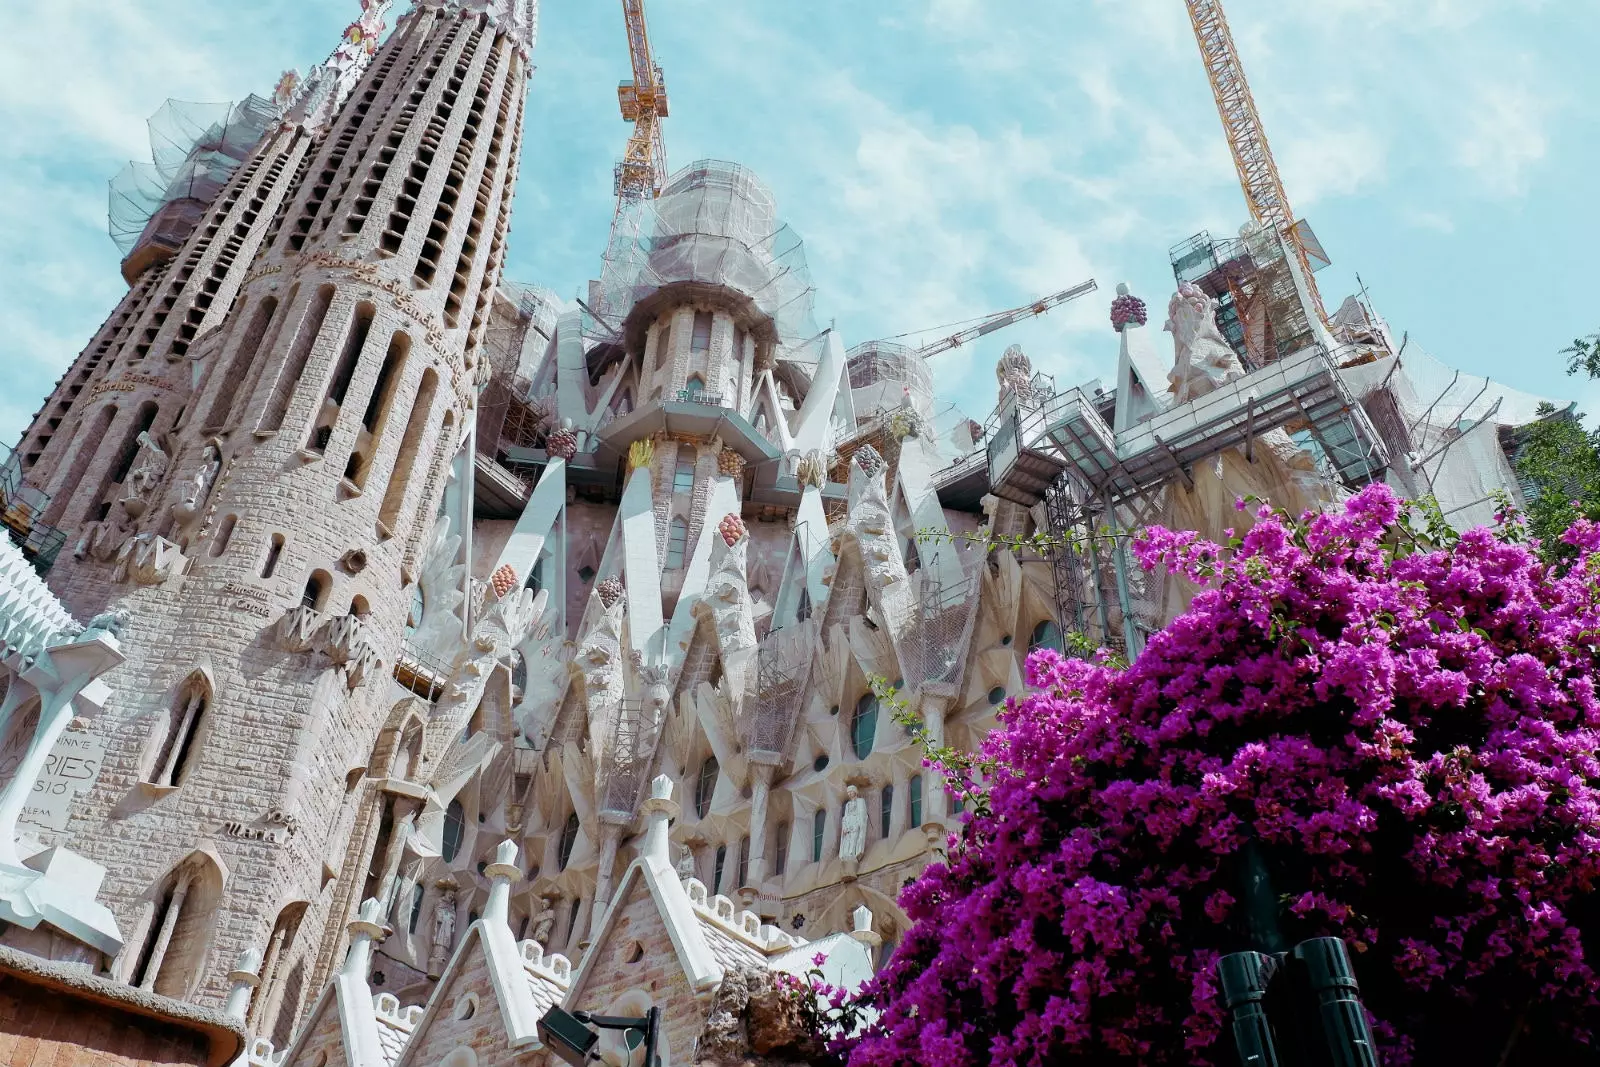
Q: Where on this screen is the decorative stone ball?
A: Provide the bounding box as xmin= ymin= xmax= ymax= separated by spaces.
xmin=490 ymin=564 xmax=518 ymax=598
xmin=853 ymin=444 xmax=885 ymax=478
xmin=597 ymin=576 xmax=625 ymax=608
xmin=545 ymin=426 xmax=578 ymax=461
xmin=1110 ymin=283 xmax=1148 ymax=332
xmin=717 ymin=448 xmax=746 ymax=478
xmin=718 ymin=513 xmax=746 ymax=547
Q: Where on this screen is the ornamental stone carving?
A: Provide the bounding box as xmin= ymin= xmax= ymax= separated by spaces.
xmin=717 ymin=448 xmax=746 ymax=478
xmin=113 ymin=532 xmax=185 ymax=586
xmin=1165 ymin=281 xmax=1246 ymax=404
xmin=717 ymin=513 xmax=746 ymax=547
xmin=795 ymin=450 xmax=827 ymax=490
xmin=995 ymin=344 xmax=1034 ymax=404
xmin=596 ymin=576 xmax=624 ymax=609
xmin=427 ymin=884 xmax=457 ymax=978
xmin=490 ymin=564 xmax=518 ymax=598
xmin=173 ymin=443 xmax=222 ymax=523
xmin=852 ymin=444 xmax=884 ymax=479
xmin=545 ymin=422 xmax=578 ymax=461
xmin=1110 ymin=282 xmax=1148 ymax=332
xmin=627 ymin=438 xmax=655 ymax=472
xmin=839 ymin=784 xmax=868 ymax=869
xmin=530 ymin=895 xmax=557 ymax=948
xmin=276 ymin=604 xmax=322 ymax=653
xmin=887 ymin=407 xmax=924 ymax=441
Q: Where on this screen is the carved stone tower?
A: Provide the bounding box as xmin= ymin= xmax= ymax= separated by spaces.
xmin=9 ymin=0 xmax=537 ymax=1038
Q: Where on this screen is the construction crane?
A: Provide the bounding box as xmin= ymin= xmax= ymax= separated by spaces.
xmin=910 ymin=279 xmax=1099 ymax=360
xmin=613 ymin=0 xmax=669 ymax=210
xmin=1184 ymin=0 xmax=1328 ymax=326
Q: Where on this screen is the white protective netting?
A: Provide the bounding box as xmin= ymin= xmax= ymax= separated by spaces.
xmin=595 ymin=160 xmax=818 ymax=347
xmin=1339 ymin=344 xmax=1557 ymax=531
xmin=108 ymin=95 xmax=277 ymax=255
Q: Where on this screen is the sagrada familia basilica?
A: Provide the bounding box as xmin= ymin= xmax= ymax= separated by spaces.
xmin=0 ymin=1 xmax=1560 ymax=1064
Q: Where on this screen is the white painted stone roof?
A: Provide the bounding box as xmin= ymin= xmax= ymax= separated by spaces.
xmin=0 ymin=535 xmax=80 ymax=660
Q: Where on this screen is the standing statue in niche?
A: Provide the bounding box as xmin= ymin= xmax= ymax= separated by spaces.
xmin=176 ymin=444 xmax=223 ymax=522
xmin=675 ymin=843 xmax=697 ymax=883
xmin=1165 ymin=281 xmax=1247 ymax=404
xmin=530 ymin=895 xmax=557 ymax=948
xmin=839 ymin=785 xmax=868 ymax=875
xmin=427 ymin=886 xmax=457 ymax=977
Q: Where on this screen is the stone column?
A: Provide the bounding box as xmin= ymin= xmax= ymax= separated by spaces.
xmin=224 ymin=947 xmax=264 ymax=1023
xmin=139 ymin=867 xmax=194 ymax=991
xmin=920 ymin=692 xmax=952 ymax=834
xmin=588 ymin=821 xmax=624 ymax=939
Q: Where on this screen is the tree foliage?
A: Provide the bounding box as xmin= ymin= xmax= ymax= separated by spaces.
xmin=846 ymin=486 xmax=1600 ymax=1066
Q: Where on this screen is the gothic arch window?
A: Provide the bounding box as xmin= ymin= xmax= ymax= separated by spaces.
xmin=126 ymin=853 xmax=224 ymax=999
xmin=442 ymin=800 xmax=466 ymax=863
xmin=691 ymin=311 xmax=713 ymax=352
xmin=736 ymin=834 xmax=750 ymax=889
xmin=811 ymin=809 xmax=826 ymax=863
xmin=148 ymin=673 xmax=210 ymax=788
xmin=258 ymin=284 xmax=334 ymax=434
xmin=204 ymin=296 xmax=278 ymax=431
xmin=409 ymin=883 xmax=426 ymax=933
xmin=851 ymin=693 xmax=878 ymax=760
xmin=655 ymin=322 xmax=672 ymax=370
xmin=695 ymin=756 xmax=719 ymax=818
xmin=252 ymin=901 xmax=310 ymax=1048
xmin=353 ymin=331 xmax=411 ymax=490
xmin=665 ymin=517 xmax=689 ymax=570
xmin=379 ymin=367 xmax=440 ymax=535
xmin=909 ymin=775 xmax=923 ymax=828
xmin=713 ymin=844 xmax=727 ymax=893
xmin=558 ymin=811 xmax=580 ymax=871
xmin=87 ymin=401 xmax=158 ymax=523
xmin=44 ymin=404 xmax=117 ymax=524
xmin=772 ymin=822 xmax=789 ymax=877
xmin=881 ymin=784 xmax=894 ymax=838
xmin=209 ymin=514 xmax=237 ymax=558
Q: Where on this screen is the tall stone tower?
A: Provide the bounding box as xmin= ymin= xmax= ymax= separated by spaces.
xmin=9 ymin=0 xmax=538 ymax=1041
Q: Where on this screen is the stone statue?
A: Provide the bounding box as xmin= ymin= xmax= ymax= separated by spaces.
xmin=676 ymin=843 xmax=697 ymax=882
xmin=995 ymin=344 xmax=1035 ymax=404
xmin=1165 ymin=281 xmax=1246 ymax=404
xmin=427 ymin=887 xmax=457 ymax=976
xmin=183 ymin=444 xmax=223 ymax=513
xmin=530 ymin=895 xmax=557 ymax=947
xmin=82 ymin=608 xmax=131 ymax=640
xmin=839 ymin=785 xmax=868 ymax=864
xmin=119 ymin=432 xmax=169 ymax=518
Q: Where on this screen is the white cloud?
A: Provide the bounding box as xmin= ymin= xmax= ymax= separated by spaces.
xmin=1453 ymin=83 xmax=1551 ymax=197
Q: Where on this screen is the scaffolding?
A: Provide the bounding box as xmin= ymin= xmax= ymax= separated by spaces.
xmin=0 ymin=444 xmax=65 ymax=576
xmin=597 ymin=698 xmax=665 ymax=819
xmin=475 ymin=282 xmax=561 ymax=493
xmin=593 ymin=160 xmax=817 ymax=351
xmin=746 ymin=627 xmax=813 ymax=761
xmin=904 ymin=550 xmax=982 ymax=694
xmin=1170 ymin=225 xmax=1324 ymax=370
xmin=108 ymin=96 xmax=277 ymax=269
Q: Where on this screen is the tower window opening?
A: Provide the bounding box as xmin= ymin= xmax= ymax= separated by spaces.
xmin=665 ymin=518 xmax=689 ymax=571
xmin=695 ymin=756 xmax=719 ymax=818
xmin=773 ymin=822 xmax=788 ymax=877
xmin=379 ymin=368 xmax=439 ymax=535
xmin=301 ymin=570 xmax=331 ymax=611
xmin=204 ymin=296 xmax=278 ymax=431
xmin=736 ymin=834 xmax=750 ymax=889
xmin=713 ymin=844 xmax=727 ymax=894
xmin=881 ymin=784 xmax=894 ymax=838
xmin=909 ymin=775 xmax=923 ymax=828
xmin=1029 ymin=619 xmax=1063 ymax=654
xmin=149 ymin=673 xmax=210 ymax=789
xmin=209 ymin=515 xmax=237 ymax=558
xmin=259 ymin=285 xmax=334 ymax=434
xmin=261 ymin=534 xmax=285 ymax=578
xmin=852 ymin=693 xmax=878 ymax=760
xmin=655 ymin=322 xmax=672 ymax=369
xmin=673 ymin=452 xmax=696 ymax=494
xmin=442 ymin=800 xmax=465 ymax=863
xmin=811 ymin=809 xmax=826 ymax=863
xmin=683 ymin=374 xmax=706 ymax=399
xmin=558 ymin=811 xmax=580 ymax=871
xmin=409 ymin=883 xmax=425 ymax=934
xmin=691 ymin=311 xmax=712 ymax=353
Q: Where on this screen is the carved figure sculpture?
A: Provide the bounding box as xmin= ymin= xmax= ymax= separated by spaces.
xmin=675 ymin=844 xmax=696 ymax=882
xmin=995 ymin=345 xmax=1035 ymax=405
xmin=530 ymin=895 xmax=557 ymax=947
xmin=839 ymin=785 xmax=868 ymax=863
xmin=83 ymin=608 xmax=131 ymax=640
xmin=428 ymin=888 xmax=457 ymax=975
xmin=185 ymin=445 xmax=223 ymax=512
xmin=120 ymin=432 xmax=169 ymax=518
xmin=1165 ymin=281 xmax=1246 ymax=404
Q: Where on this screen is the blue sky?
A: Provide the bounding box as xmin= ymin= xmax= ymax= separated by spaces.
xmin=2 ymin=0 xmax=1596 ymax=450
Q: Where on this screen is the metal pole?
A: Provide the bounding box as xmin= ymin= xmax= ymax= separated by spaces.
xmin=1103 ymin=489 xmax=1143 ymax=658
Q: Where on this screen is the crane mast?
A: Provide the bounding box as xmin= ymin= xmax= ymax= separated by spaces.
xmin=1185 ymin=0 xmax=1328 ymax=325
xmin=614 ymin=0 xmax=669 ymax=209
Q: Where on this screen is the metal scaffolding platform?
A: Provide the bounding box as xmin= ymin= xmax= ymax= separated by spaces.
xmin=987 ymin=342 xmax=1388 ymax=510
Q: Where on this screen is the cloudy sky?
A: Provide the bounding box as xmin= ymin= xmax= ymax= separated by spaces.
xmin=1 ymin=0 xmax=1596 ymax=448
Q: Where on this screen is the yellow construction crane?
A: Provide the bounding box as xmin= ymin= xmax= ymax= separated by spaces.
xmin=613 ymin=0 xmax=669 ymax=209
xmin=1184 ymin=0 xmax=1328 ymax=326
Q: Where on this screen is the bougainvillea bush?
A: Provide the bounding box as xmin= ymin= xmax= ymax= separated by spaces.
xmin=848 ymin=486 xmax=1600 ymax=1066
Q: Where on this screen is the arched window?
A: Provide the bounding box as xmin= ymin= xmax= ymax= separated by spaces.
xmin=409 ymin=883 xmax=425 ymax=933
xmin=880 ymin=785 xmax=894 ymax=838
xmin=261 ymin=533 xmax=285 ymax=579
xmin=909 ymin=775 xmax=923 ymax=828
xmin=665 ymin=518 xmax=689 ymax=570
xmin=851 ymin=693 xmax=878 ymax=760
xmin=811 ymin=809 xmax=826 ymax=863
xmin=254 ymin=902 xmax=309 ymax=1046
xmin=737 ymin=834 xmax=750 ymax=888
xmin=713 ymin=844 xmax=727 ymax=893
xmin=127 ymin=854 xmax=223 ymax=999
xmin=378 ymin=367 xmax=439 ymax=535
xmin=150 ymin=673 xmax=209 ymax=788
xmin=558 ymin=812 xmax=580 ymax=871
xmin=209 ymin=514 xmax=237 ymax=558
xmin=1030 ymin=619 xmax=1063 ymax=653
xmin=772 ymin=822 xmax=788 ymax=877
xmin=301 ymin=570 xmax=331 ymax=611
xmin=442 ymin=800 xmax=465 ymax=862
xmin=204 ymin=296 xmax=278 ymax=431
xmin=690 ymin=311 xmax=713 ymax=353
xmin=673 ymin=451 xmax=696 ymax=494
xmin=695 ymin=757 xmax=719 ymax=818
xmin=655 ymin=322 xmax=672 ymax=369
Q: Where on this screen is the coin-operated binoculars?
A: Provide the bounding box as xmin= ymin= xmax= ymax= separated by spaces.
xmin=1217 ymin=937 xmax=1380 ymax=1067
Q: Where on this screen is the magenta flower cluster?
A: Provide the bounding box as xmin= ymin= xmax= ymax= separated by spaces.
xmin=846 ymin=486 xmax=1600 ymax=1065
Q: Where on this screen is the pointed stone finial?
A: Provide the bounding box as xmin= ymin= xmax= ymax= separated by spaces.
xmin=343 ymin=897 xmax=388 ymax=978
xmin=224 ymin=946 xmax=264 ymax=1022
xmin=641 ymin=775 xmax=679 ymax=863
xmin=850 ymin=904 xmax=882 ymax=950
xmin=485 ymin=839 xmax=521 ymax=925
